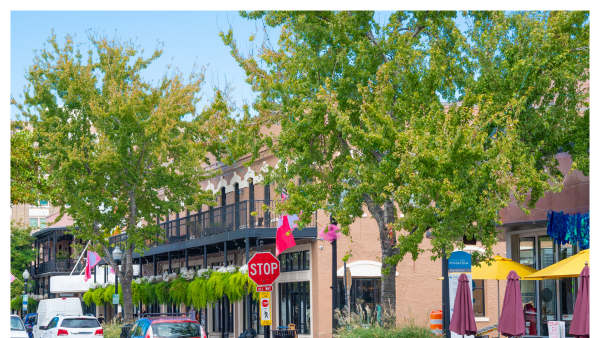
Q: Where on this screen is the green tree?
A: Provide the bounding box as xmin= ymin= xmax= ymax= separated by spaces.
xmin=11 ymin=31 xmax=242 ymax=323
xmin=11 ymin=124 xmax=51 ymax=206
xmin=221 ymin=11 xmax=589 ymax=307
xmin=11 ymin=221 xmax=37 ymax=300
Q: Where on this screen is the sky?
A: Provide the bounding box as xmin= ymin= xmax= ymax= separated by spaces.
xmin=10 ymin=11 xmax=283 ymax=120
xmin=10 ymin=11 xmax=409 ymax=121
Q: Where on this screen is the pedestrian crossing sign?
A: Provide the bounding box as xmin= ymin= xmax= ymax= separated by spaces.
xmin=260 ymin=292 xmax=271 ymax=326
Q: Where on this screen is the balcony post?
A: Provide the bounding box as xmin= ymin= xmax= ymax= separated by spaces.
xmin=53 ymin=231 xmax=56 ymax=261
xmin=204 ymin=245 xmax=208 ymax=335
xmin=183 ymin=249 xmax=187 ymax=269
xmin=153 ymin=255 xmax=157 ymax=276
xmin=177 ymin=212 xmax=180 ymax=242
xmin=235 ymin=183 xmax=240 ymax=230
xmin=221 ymin=187 xmax=226 ymax=231
xmin=168 ymin=251 xmax=172 ymax=273
xmin=223 ymin=241 xmax=229 ymax=338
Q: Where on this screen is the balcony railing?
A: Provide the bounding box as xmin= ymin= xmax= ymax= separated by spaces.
xmin=33 ymin=259 xmax=86 ymax=275
xmin=109 ymin=199 xmax=316 ymax=249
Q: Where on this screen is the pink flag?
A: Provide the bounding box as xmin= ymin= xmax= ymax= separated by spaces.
xmin=276 ymin=215 xmax=296 ymax=256
xmin=110 ymin=266 xmax=115 ymax=274
xmin=10 ymin=273 xmax=15 ymax=284
xmin=319 ymin=224 xmax=341 ymax=243
xmin=84 ymin=250 xmax=103 ymax=282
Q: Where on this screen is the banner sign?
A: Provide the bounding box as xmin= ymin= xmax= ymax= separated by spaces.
xmin=448 ymin=251 xmax=472 ymax=273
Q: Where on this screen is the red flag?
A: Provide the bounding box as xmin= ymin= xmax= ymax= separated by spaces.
xmin=276 ymin=215 xmax=296 ymax=256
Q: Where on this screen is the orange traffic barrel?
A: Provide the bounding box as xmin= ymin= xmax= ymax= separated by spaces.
xmin=430 ymin=310 xmax=443 ymax=335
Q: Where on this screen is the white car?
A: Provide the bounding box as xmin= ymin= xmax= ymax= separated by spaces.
xmin=10 ymin=315 xmax=29 ymax=338
xmin=38 ymin=315 xmax=103 ymax=338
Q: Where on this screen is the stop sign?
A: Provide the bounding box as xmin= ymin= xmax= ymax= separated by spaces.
xmin=248 ymin=252 xmax=280 ymax=286
xmin=262 ymin=299 xmax=269 ymax=307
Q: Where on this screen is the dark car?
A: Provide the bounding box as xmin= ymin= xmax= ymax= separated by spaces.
xmin=127 ymin=313 xmax=206 ymax=338
xmin=23 ymin=313 xmax=37 ymax=338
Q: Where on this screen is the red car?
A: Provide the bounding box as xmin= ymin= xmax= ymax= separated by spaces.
xmin=127 ymin=313 xmax=206 ymax=338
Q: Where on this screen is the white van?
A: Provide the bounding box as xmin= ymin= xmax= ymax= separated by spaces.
xmin=32 ymin=298 xmax=83 ymax=338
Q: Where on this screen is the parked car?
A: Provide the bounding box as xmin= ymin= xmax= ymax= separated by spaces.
xmin=32 ymin=298 xmax=83 ymax=338
xmin=10 ymin=315 xmax=29 ymax=338
xmin=127 ymin=313 xmax=206 ymax=338
xmin=23 ymin=313 xmax=37 ymax=338
xmin=37 ymin=315 xmax=103 ymax=338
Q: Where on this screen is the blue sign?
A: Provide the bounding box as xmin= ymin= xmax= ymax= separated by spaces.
xmin=448 ymin=251 xmax=472 ymax=273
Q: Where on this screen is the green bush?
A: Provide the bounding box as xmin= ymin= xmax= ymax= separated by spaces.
xmin=336 ymin=325 xmax=438 ymax=338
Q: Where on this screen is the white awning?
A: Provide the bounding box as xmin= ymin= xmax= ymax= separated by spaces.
xmin=336 ymin=260 xmax=399 ymax=277
xmin=50 ymin=275 xmax=95 ymax=293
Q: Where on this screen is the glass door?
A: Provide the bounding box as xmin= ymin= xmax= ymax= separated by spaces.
xmin=538 ymin=236 xmax=557 ymax=336
xmin=519 ymin=237 xmax=538 ymax=336
xmin=559 ymin=243 xmax=577 ymax=336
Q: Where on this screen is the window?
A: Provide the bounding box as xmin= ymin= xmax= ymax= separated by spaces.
xmin=336 ymin=278 xmax=381 ymax=314
xmin=29 ymin=218 xmax=46 ymax=228
xmin=280 ymin=251 xmax=310 ymax=272
xmin=60 ymin=318 xmax=100 ymax=328
xmin=40 ymin=200 xmax=48 ymax=207
xmin=279 ymin=281 xmax=310 ymax=334
xmin=472 ymin=280 xmax=485 ymax=317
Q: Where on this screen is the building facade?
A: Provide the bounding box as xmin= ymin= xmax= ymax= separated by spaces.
xmin=21 ymin=137 xmax=587 ymax=338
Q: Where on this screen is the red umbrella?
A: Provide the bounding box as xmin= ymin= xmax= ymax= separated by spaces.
xmin=498 ymin=270 xmax=526 ymax=337
xmin=570 ymin=262 xmax=590 ymax=338
xmin=449 ymin=273 xmax=477 ymax=336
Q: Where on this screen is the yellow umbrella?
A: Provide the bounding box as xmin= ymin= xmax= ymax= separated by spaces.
xmin=437 ymin=255 xmax=539 ymax=338
xmin=523 ymin=249 xmax=589 ymax=279
xmin=437 ymin=255 xmax=540 ymax=280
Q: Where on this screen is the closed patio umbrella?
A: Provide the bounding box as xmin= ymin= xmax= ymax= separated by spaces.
xmin=569 ymin=263 xmax=589 ymax=338
xmin=497 ymin=270 xmax=526 ymax=337
xmin=449 ymin=273 xmax=478 ymax=337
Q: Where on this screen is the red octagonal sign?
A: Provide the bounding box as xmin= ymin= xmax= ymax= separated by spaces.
xmin=248 ymin=252 xmax=280 ymax=286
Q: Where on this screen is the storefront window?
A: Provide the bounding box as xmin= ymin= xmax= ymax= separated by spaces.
xmin=472 ymin=280 xmax=485 ymax=317
xmin=279 ymin=281 xmax=310 ymax=334
xmin=538 ymin=236 xmax=557 ymax=336
xmin=280 ymin=251 xmax=310 ymax=272
xmin=336 ymin=278 xmax=382 ymax=314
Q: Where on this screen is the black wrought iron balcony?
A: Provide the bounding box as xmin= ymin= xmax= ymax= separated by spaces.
xmin=108 ymin=199 xmax=316 ymax=250
xmin=33 ymin=258 xmax=86 ymax=275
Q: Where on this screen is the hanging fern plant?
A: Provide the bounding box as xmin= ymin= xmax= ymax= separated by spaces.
xmin=155 ymin=281 xmax=171 ymax=305
xmin=170 ymin=278 xmax=189 ymax=306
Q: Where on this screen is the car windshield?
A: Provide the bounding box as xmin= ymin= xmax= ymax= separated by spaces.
xmin=61 ymin=318 xmax=100 ymax=328
xmin=25 ymin=315 xmax=37 ymax=324
xmin=11 ymin=317 xmax=25 ymax=331
xmin=151 ymin=322 xmax=201 ymax=337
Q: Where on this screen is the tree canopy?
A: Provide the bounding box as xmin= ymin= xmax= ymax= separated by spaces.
xmin=11 ymin=31 xmax=247 ymax=322
xmin=221 ymin=10 xmax=589 ymax=305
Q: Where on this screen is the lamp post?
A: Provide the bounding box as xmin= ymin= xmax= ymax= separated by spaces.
xmin=112 ymin=246 xmax=122 ymax=322
xmin=23 ymin=269 xmax=30 ymax=318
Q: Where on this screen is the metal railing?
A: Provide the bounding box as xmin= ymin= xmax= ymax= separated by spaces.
xmin=34 ymin=259 xmax=86 ymax=275
xmin=109 ymin=199 xmax=316 ymax=249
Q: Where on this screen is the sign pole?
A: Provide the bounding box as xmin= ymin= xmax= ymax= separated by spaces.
xmin=259 ymin=240 xmax=270 ymax=338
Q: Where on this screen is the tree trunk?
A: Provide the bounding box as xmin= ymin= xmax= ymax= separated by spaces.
xmin=363 ymin=197 xmax=399 ymax=323
xmin=121 ymin=244 xmax=134 ymax=323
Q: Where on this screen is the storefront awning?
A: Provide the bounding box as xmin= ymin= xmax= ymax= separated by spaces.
xmin=336 ymin=260 xmax=399 ymax=277
xmin=50 ymin=275 xmax=95 ymax=293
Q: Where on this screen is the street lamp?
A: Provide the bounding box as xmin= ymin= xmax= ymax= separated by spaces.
xmin=23 ymin=269 xmax=30 ymax=318
xmin=112 ymin=246 xmax=122 ymax=322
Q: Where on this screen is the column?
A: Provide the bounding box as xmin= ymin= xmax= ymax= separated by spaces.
xmin=168 ymin=252 xmax=171 ymax=273
xmin=204 ymin=245 xmax=208 ymax=335
xmin=185 ymin=249 xmax=189 ymax=269
xmin=245 ymin=238 xmax=252 ymax=338
xmin=223 ymin=242 xmax=229 ymax=338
